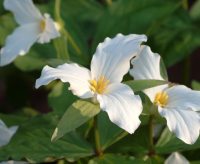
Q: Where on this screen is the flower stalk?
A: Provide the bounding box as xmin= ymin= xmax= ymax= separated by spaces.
xmin=148 ymin=115 xmax=155 ymax=156
xmin=94 ymin=116 xmax=103 ymax=156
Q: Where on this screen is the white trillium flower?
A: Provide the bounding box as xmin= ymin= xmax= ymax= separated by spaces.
xmin=130 ymin=45 xmax=200 ymax=144
xmin=0 ymin=119 xmax=18 ymax=147
xmin=0 ymin=0 xmax=60 ymax=66
xmin=165 ymin=152 xmax=189 ymax=164
xmin=36 ymin=34 xmax=147 ymax=134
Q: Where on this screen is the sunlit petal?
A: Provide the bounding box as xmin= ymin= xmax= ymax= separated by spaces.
xmin=158 ymin=106 xmax=200 ymax=144
xmin=166 ymin=85 xmax=200 ymax=112
xmin=97 ymin=83 xmax=142 ymax=134
xmin=91 ymin=34 xmax=147 ymax=83
xmin=36 ymin=64 xmax=92 ymax=98
xmin=130 ymin=45 xmax=168 ymax=102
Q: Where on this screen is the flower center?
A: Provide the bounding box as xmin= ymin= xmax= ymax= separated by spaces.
xmin=40 ymin=19 xmax=46 ymax=32
xmin=154 ymin=92 xmax=168 ymax=107
xmin=89 ymin=76 xmax=109 ymax=94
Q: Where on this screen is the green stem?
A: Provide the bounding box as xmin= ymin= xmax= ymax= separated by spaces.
xmin=63 ymin=29 xmax=81 ymax=56
xmin=94 ymin=116 xmax=103 ymax=156
xmin=55 ymin=0 xmax=81 ymax=57
xmin=148 ymin=115 xmax=155 ymax=156
xmin=55 ymin=0 xmax=62 ymax=20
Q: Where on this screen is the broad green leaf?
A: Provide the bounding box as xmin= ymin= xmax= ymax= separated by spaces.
xmin=107 ymin=125 xmax=149 ymax=155
xmin=48 ymin=82 xmax=77 ymax=115
xmin=88 ymin=154 xmax=146 ymax=164
xmin=125 ymin=80 xmax=168 ymax=92
xmin=192 ymin=80 xmax=200 ymax=90
xmin=156 ymin=128 xmax=200 ymax=154
xmin=97 ymin=112 xmax=126 ymax=151
xmin=51 ymin=100 xmax=100 ymax=141
xmin=0 ymin=114 xmax=94 ymax=163
xmin=0 ymin=113 xmax=27 ymax=126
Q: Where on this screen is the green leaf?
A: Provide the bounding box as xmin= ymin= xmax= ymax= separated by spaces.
xmin=192 ymin=80 xmax=200 ymax=90
xmin=107 ymin=125 xmax=149 ymax=155
xmin=125 ymin=80 xmax=168 ymax=92
xmin=156 ymin=127 xmax=200 ymax=154
xmin=88 ymin=154 xmax=146 ymax=164
xmin=97 ymin=112 xmax=127 ymax=151
xmin=51 ymin=100 xmax=100 ymax=141
xmin=0 ymin=114 xmax=94 ymax=163
xmin=48 ymin=82 xmax=77 ymax=115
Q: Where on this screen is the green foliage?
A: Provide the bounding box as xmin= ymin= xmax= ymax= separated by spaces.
xmin=89 ymin=154 xmax=146 ymax=164
xmin=156 ymin=128 xmax=200 ymax=154
xmin=0 ymin=114 xmax=94 ymax=163
xmin=192 ymin=81 xmax=200 ymax=90
xmin=125 ymin=80 xmax=168 ymax=92
xmin=48 ymin=82 xmax=77 ymax=115
xmin=51 ymin=100 xmax=100 ymax=141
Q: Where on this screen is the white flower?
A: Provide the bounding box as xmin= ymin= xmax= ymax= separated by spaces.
xmin=165 ymin=152 xmax=189 ymax=164
xmin=0 ymin=0 xmax=60 ymax=66
xmin=130 ymin=45 xmax=200 ymax=144
xmin=36 ymin=34 xmax=147 ymax=134
xmin=0 ymin=119 xmax=18 ymax=147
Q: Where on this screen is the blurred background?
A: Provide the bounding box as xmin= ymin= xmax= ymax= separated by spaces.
xmin=0 ymin=0 xmax=200 ymax=163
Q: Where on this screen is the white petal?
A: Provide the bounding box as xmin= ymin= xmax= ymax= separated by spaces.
xmin=166 ymin=85 xmax=200 ymax=112
xmin=37 ymin=14 xmax=60 ymax=44
xmin=97 ymin=83 xmax=142 ymax=134
xmin=130 ymin=45 xmax=168 ymax=102
xmin=35 ymin=64 xmax=92 ymax=99
xmin=158 ymin=106 xmax=200 ymax=144
xmin=165 ymin=152 xmax=189 ymax=164
xmin=4 ymin=0 xmax=42 ymax=25
xmin=0 ymin=120 xmax=18 ymax=147
xmin=91 ymin=34 xmax=147 ymax=83
xmin=0 ymin=23 xmax=39 ymax=66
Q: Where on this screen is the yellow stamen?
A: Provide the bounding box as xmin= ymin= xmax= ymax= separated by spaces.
xmin=89 ymin=76 xmax=109 ymax=94
xmin=40 ymin=19 xmax=46 ymax=32
xmin=154 ymin=92 xmax=169 ymax=107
